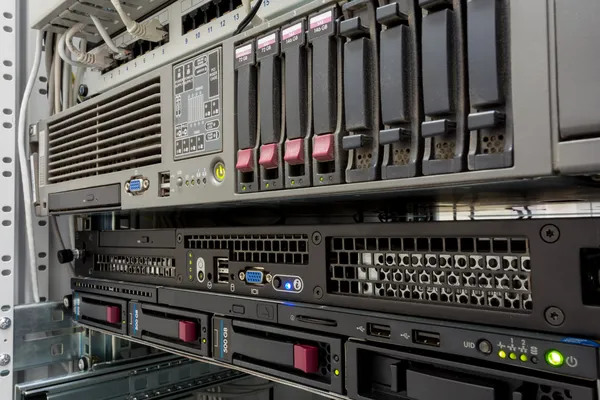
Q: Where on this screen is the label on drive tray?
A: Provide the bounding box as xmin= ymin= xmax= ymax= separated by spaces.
xmin=308 ymin=9 xmax=336 ymax=40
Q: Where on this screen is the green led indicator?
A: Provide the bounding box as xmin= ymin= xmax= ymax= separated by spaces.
xmin=320 ymin=176 xmax=324 ymax=182
xmin=242 ymin=186 xmax=247 ymax=191
xmin=498 ymin=350 xmax=507 ymax=359
xmin=520 ymin=354 xmax=528 ymax=362
xmin=545 ymin=350 xmax=564 ymax=367
xmin=291 ymin=180 xmax=295 ymax=185
xmin=509 ymin=352 xmax=517 ymax=360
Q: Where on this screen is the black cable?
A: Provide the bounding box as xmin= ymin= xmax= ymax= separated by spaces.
xmin=233 ymin=0 xmax=263 ymax=36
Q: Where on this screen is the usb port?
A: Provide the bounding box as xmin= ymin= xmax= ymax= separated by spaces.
xmin=367 ymin=323 xmax=391 ymax=339
xmin=216 ymin=258 xmax=229 ymax=284
xmin=412 ymin=330 xmax=440 ymax=347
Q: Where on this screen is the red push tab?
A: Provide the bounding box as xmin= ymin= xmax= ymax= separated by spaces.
xmin=284 ymin=138 xmax=305 ymax=165
xmin=313 ymin=134 xmax=335 ymax=162
xmin=293 ymin=344 xmax=319 ymax=374
xmin=178 ymin=321 xmax=197 ymax=343
xmin=236 ymin=148 xmax=254 ymax=173
xmin=105 ymin=306 xmax=120 ymax=324
xmin=259 ymin=143 xmax=279 ymax=169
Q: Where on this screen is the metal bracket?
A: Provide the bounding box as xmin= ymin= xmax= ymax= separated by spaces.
xmin=0 ymin=0 xmax=17 ymax=397
xmin=13 ymin=302 xmax=81 ymax=371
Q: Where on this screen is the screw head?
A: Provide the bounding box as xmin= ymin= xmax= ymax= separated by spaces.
xmin=78 ymin=357 xmax=89 ymax=371
xmin=63 ymin=295 xmax=73 ymax=309
xmin=313 ymin=286 xmax=323 ymax=299
xmin=78 ymin=84 xmax=88 ymax=97
xmin=311 ymin=231 xmax=322 ymax=245
xmin=545 ymin=306 xmax=565 ymax=326
xmin=0 ymin=354 xmax=10 ymax=366
xmin=265 ymin=274 xmax=273 ymax=283
xmin=540 ymin=224 xmax=560 ymax=243
xmin=177 ymin=234 xmax=183 ymax=243
xmin=0 ymin=317 xmax=10 ymax=330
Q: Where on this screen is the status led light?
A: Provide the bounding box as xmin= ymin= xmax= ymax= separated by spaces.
xmin=285 ymin=282 xmax=292 ymax=290
xmin=509 ymin=352 xmax=517 ymax=360
xmin=334 ymin=369 xmax=340 ymax=376
xmin=520 ymin=354 xmax=528 ymax=362
xmin=545 ymin=350 xmax=564 ymax=367
xmin=498 ymin=350 xmax=507 ymax=359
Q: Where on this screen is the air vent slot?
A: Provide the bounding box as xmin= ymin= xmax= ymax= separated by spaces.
xmin=327 ymin=236 xmax=532 ymax=313
xmin=73 ymin=280 xmax=154 ymax=298
xmin=185 ymin=234 xmax=309 ymax=265
xmin=46 ymin=77 xmax=162 ymax=183
xmin=95 ymin=254 xmax=176 ymax=278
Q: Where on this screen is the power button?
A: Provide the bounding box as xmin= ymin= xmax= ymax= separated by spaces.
xmin=214 ymin=162 xmax=226 ymax=182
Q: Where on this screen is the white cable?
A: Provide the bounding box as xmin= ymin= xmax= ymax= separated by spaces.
xmin=66 ymin=23 xmax=112 ymax=68
xmin=110 ymin=0 xmax=134 ymax=29
xmin=18 ymin=30 xmax=43 ymax=304
xmin=110 ymin=0 xmax=165 ymax=42
xmin=53 ymin=36 xmax=61 ymax=117
xmin=58 ymin=34 xmax=90 ymax=69
xmin=242 ymin=0 xmax=251 ymax=14
xmin=91 ymin=15 xmax=128 ymax=56
xmin=47 ymin=61 xmax=55 ymax=115
xmin=72 ymin=39 xmax=87 ymax=106
xmin=61 ymin=51 xmax=71 ymax=111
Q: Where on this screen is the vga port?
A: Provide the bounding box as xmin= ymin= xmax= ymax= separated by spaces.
xmin=127 ymin=177 xmax=149 ymax=194
xmin=245 ymin=270 xmax=264 ymax=284
xmin=129 ymin=179 xmax=143 ymax=192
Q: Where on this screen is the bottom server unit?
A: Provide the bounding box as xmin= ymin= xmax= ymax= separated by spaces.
xmin=71 ymin=278 xmax=600 ymax=400
xmin=75 ymin=218 xmax=600 ymax=337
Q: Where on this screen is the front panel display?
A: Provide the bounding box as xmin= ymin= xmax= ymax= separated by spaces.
xmin=173 ymin=48 xmax=223 ymax=160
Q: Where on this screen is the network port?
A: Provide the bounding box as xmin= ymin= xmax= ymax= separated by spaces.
xmin=216 ymin=258 xmax=229 ymax=284
xmin=101 ymin=24 xmax=169 ymax=75
xmin=182 ymin=0 xmax=244 ymax=35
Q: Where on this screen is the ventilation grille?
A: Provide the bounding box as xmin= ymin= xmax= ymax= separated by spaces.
xmin=95 ymin=254 xmax=176 ymax=278
xmin=185 ymin=234 xmax=309 ymax=265
xmin=327 ymin=236 xmax=532 ymax=313
xmin=46 ymin=77 xmax=162 ymax=184
xmin=536 ymin=385 xmax=573 ymax=400
xmin=73 ymin=281 xmax=154 ymax=299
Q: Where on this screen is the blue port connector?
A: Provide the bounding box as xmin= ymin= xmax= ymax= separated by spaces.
xmin=245 ymin=270 xmax=264 ymax=284
xmin=129 ymin=179 xmax=143 ymax=192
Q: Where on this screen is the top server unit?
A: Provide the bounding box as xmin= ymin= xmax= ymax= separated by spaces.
xmin=34 ymin=0 xmax=600 ymax=214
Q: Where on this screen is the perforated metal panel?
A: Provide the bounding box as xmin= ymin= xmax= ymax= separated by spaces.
xmin=184 ymin=234 xmax=310 ymax=265
xmin=327 ymin=235 xmax=532 ymax=313
xmin=45 ymin=76 xmax=162 ymax=183
xmin=95 ymin=254 xmax=176 ymax=278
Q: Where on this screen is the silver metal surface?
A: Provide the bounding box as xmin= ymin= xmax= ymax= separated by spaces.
xmin=0 ymin=0 xmax=17 ymax=396
xmin=13 ymin=301 xmax=80 ymax=371
xmin=15 ymin=354 xmax=248 ymax=400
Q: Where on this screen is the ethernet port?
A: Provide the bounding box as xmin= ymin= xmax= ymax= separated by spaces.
xmin=203 ymin=2 xmax=218 ymax=22
xmin=215 ymin=258 xmax=229 ymax=284
xmin=182 ymin=12 xmax=195 ymax=34
xmin=214 ymin=0 xmax=229 ymax=17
